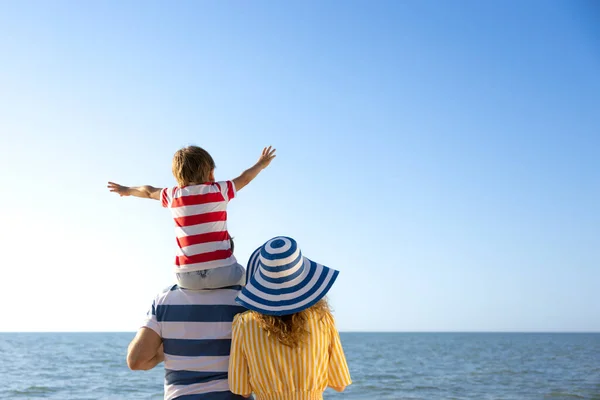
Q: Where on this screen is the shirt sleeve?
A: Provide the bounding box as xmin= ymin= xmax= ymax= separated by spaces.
xmin=228 ymin=314 xmax=251 ymax=396
xmin=160 ymin=187 xmax=176 ymax=208
xmin=327 ymin=314 xmax=352 ymax=389
xmin=217 ymin=180 xmax=236 ymax=202
xmin=142 ymin=298 xmax=161 ymax=337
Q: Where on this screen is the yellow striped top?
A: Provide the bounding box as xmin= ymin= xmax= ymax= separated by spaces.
xmin=228 ymin=309 xmax=352 ymax=400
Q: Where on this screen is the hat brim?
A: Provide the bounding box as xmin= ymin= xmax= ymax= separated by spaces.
xmin=243 ymin=245 xmax=262 ymax=286
xmin=236 ymin=256 xmax=339 ymax=316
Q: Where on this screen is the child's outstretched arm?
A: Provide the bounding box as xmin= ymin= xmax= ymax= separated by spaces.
xmin=107 ymin=182 xmax=162 ymax=200
xmin=233 ymin=146 xmax=276 ymax=191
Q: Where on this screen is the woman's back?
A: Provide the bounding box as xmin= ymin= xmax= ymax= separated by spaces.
xmin=229 ymin=236 xmax=351 ymax=399
xmin=229 ymin=307 xmax=351 ymax=400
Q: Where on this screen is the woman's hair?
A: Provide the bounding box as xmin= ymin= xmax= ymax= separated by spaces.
xmin=253 ymin=298 xmax=331 ymax=347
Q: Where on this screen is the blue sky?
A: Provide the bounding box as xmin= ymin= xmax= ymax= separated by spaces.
xmin=0 ymin=0 xmax=598 ymax=332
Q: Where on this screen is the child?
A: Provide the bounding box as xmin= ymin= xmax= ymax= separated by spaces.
xmin=107 ymin=145 xmax=276 ymax=289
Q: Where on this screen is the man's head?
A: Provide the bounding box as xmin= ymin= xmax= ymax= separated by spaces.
xmin=172 ymin=146 xmax=215 ymax=187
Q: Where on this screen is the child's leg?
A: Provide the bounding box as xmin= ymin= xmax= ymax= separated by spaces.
xmin=176 ymin=264 xmax=245 ymax=290
xmin=201 ymin=263 xmax=245 ymax=289
xmin=176 ymin=270 xmax=212 ymax=290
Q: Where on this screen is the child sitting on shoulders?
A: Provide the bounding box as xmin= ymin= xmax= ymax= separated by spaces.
xmin=108 ymin=145 xmax=276 ymax=289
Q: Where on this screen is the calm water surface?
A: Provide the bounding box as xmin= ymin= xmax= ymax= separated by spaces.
xmin=0 ymin=332 xmax=598 ymax=399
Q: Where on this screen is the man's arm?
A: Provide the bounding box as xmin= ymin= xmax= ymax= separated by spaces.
xmin=127 ymin=327 xmax=164 ymax=370
xmin=107 ymin=182 xmax=162 ymax=200
xmin=232 ymin=146 xmax=276 ymax=192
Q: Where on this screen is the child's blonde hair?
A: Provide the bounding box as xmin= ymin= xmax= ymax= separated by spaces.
xmin=172 ymin=146 xmax=215 ymax=186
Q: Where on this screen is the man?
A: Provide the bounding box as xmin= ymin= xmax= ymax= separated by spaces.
xmin=127 ymin=283 xmax=248 ymax=400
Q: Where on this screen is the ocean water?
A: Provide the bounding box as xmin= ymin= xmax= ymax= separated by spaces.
xmin=0 ymin=332 xmax=598 ymax=399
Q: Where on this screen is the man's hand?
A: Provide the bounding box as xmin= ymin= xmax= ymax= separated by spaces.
xmin=256 ymin=146 xmax=276 ymax=170
xmin=107 ymin=182 xmax=131 ymax=197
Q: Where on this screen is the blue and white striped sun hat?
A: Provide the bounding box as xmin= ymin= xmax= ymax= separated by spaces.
xmin=236 ymin=236 xmax=339 ymax=316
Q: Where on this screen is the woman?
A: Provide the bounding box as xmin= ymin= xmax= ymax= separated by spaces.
xmin=228 ymin=236 xmax=352 ymax=400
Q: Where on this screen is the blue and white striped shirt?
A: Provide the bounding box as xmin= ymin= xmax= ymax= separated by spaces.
xmin=144 ymin=284 xmax=248 ymax=400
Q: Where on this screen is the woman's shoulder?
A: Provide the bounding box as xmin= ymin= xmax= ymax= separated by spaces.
xmin=233 ymin=310 xmax=258 ymax=326
xmin=308 ymin=308 xmax=336 ymax=329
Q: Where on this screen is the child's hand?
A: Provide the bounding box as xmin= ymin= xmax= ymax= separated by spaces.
xmin=257 ymin=146 xmax=277 ymax=169
xmin=233 ymin=147 xmax=277 ymax=191
xmin=107 ymin=182 xmax=131 ymax=197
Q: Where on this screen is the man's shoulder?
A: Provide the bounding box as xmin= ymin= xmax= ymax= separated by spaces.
xmin=157 ymin=285 xmax=244 ymax=305
xmin=159 ymin=284 xmax=241 ymax=294
xmin=152 ymin=284 xmax=178 ymax=301
xmin=154 ymin=286 xmax=246 ymax=327
xmin=161 ymin=284 xmax=179 ymax=293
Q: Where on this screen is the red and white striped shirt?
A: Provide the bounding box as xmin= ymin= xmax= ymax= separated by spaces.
xmin=161 ymin=181 xmax=237 ymax=273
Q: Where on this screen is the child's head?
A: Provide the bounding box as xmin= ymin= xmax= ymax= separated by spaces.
xmin=172 ymin=146 xmax=215 ymax=186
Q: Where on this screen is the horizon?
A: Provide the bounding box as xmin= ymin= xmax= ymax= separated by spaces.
xmin=1 ymin=0 xmax=598 ymax=333
xmin=2 ymin=330 xmax=599 ymax=334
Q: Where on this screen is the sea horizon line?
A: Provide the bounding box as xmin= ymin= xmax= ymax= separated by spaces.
xmin=1 ymin=330 xmax=599 ymax=334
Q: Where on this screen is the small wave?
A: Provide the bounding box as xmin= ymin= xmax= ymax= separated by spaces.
xmin=6 ymin=386 xmax=59 ymax=395
xmin=545 ymin=392 xmax=586 ymax=399
xmin=413 ymin=385 xmax=442 ymax=390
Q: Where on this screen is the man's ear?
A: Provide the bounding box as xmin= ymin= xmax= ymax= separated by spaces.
xmin=209 ymin=169 xmax=215 ymax=181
